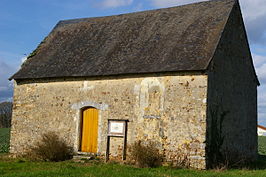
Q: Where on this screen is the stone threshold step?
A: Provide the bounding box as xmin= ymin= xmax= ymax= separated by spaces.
xmin=76 ymin=151 xmax=97 ymax=156
xmin=73 ymin=155 xmax=94 ymax=160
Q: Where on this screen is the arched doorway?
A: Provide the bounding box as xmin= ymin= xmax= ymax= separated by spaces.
xmin=80 ymin=107 xmax=99 ymax=153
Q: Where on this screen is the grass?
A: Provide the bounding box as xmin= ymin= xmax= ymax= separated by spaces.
xmin=2 ymin=129 xmax=266 ymax=176
xmin=259 ymin=136 xmax=266 ymax=155
xmin=0 ymin=128 xmax=10 ymax=153
xmin=1 ymin=158 xmax=266 ymax=177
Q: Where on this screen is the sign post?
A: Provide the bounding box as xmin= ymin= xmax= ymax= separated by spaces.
xmin=106 ymin=119 xmax=128 ymax=162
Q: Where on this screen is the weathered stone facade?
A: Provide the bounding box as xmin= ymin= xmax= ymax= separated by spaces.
xmin=10 ymin=73 xmax=207 ymax=169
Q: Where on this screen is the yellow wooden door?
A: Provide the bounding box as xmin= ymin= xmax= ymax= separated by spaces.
xmin=81 ymin=107 xmax=98 ymax=153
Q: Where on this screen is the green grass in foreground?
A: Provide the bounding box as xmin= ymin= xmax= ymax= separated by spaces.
xmin=1 ymin=157 xmax=266 ymax=177
xmin=2 ymin=129 xmax=266 ymax=176
xmin=0 ymin=128 xmax=10 ymax=153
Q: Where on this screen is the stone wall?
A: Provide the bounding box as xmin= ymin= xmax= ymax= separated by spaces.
xmin=206 ymin=2 xmax=258 ymax=168
xmin=10 ymin=73 xmax=207 ymax=169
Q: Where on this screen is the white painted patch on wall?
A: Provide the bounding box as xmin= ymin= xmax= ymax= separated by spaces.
xmin=80 ymin=81 xmax=95 ymax=91
xmin=73 ymin=111 xmax=80 ymax=152
xmin=139 ymin=78 xmax=165 ymax=118
xmin=134 ymin=84 xmax=141 ymax=95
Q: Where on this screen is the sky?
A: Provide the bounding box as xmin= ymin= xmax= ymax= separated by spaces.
xmin=0 ymin=0 xmax=265 ymax=124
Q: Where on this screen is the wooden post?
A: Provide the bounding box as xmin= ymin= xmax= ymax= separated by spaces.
xmin=105 ymin=136 xmax=110 ymax=162
xmin=122 ymin=121 xmax=128 ymax=160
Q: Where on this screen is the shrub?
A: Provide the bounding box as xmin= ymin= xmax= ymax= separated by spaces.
xmin=30 ymin=132 xmax=73 ymax=162
xmin=172 ymin=151 xmax=191 ymax=168
xmin=130 ymin=140 xmax=163 ymax=168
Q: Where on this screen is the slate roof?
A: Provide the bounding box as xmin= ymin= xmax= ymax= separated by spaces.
xmin=11 ymin=0 xmax=237 ymax=80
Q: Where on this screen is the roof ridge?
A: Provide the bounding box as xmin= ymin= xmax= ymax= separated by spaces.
xmin=57 ymin=0 xmax=236 ymax=27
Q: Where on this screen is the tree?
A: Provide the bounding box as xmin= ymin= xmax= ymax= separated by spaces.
xmin=0 ymin=102 xmax=12 ymax=128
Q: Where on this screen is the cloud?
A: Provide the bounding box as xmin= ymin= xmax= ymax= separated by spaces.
xmin=257 ymin=63 xmax=266 ymax=83
xmin=0 ymin=54 xmax=29 ymax=103
xmin=20 ymin=56 xmax=27 ymax=68
xmin=0 ymin=61 xmax=15 ymax=81
xmin=0 ymin=86 xmax=8 ymax=91
xmin=253 ymin=54 xmax=266 ymax=83
xmin=240 ymin=0 xmax=266 ymax=45
xmin=100 ymin=0 xmax=133 ymax=8
xmin=253 ymin=53 xmax=266 ymax=125
xmin=258 ymin=85 xmax=266 ymax=125
xmin=0 ymin=61 xmax=15 ymax=102
xmin=0 ymin=90 xmax=13 ymax=102
xmin=133 ymin=3 xmax=144 ymax=11
xmin=253 ymin=54 xmax=266 ymax=67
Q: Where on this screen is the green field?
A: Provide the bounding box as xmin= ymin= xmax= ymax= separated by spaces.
xmin=259 ymin=136 xmax=266 ymax=155
xmin=0 ymin=128 xmax=10 ymax=153
xmin=1 ymin=158 xmax=266 ymax=177
xmin=2 ymin=129 xmax=266 ymax=176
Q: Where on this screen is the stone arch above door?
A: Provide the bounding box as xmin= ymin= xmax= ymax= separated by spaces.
xmin=71 ymin=101 xmax=108 ymax=110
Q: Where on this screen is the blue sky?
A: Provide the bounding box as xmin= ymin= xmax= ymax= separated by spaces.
xmin=0 ymin=0 xmax=266 ymax=125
